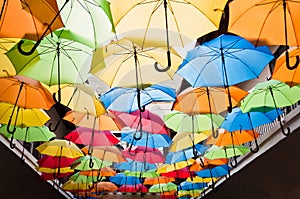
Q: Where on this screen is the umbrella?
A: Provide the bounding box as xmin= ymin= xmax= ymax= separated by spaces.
xmin=118 ymin=184 xmax=148 ymax=193
xmin=0 ymin=0 xmax=64 ymax=43
xmin=240 ymin=80 xmax=298 ymax=135
xmin=272 ymin=48 xmax=300 ymax=86
xmin=177 ymin=189 xmax=203 ymax=198
xmin=170 ymin=131 xmax=211 ymax=152
xmin=115 ymin=158 xmax=157 ymax=172
xmin=36 ymin=139 xmax=84 ymax=158
xmin=196 ymin=164 xmax=230 ymax=188
xmin=64 ymin=127 xmax=120 ymax=147
xmin=190 ymin=158 xmax=227 ymax=172
xmin=0 ymin=38 xmax=19 ymax=77
xmin=173 ymin=86 xmax=248 ymax=114
xmin=149 ymin=182 xmax=177 ymax=193
xmin=123 ymin=170 xmax=159 ymax=178
xmin=40 ymin=172 xmax=73 ymax=181
xmin=69 ymin=172 xmax=103 ymax=184
xmin=110 ymin=173 xmax=142 ymax=186
xmin=157 ymin=162 xmax=195 ymax=177
xmin=144 ymin=176 xmax=175 ymax=185
xmin=7 ymin=30 xmax=93 ymax=103
xmin=79 ymin=167 xmax=116 ymax=177
xmin=62 ymin=180 xmax=90 ymax=191
xmin=37 ymin=155 xmax=78 ymax=169
xmin=177 ymin=34 xmax=274 ymax=90
xmin=110 ymin=109 xmax=169 ymax=135
xmin=179 ymin=181 xmax=207 ymax=191
xmin=109 ymin=0 xmax=228 ymax=71
xmin=121 ymin=128 xmax=172 ymax=148
xmin=122 ymin=145 xmax=165 ymax=164
xmin=228 ymin=0 xmax=300 ymax=70
xmin=163 ymin=110 xmax=224 ymax=134
xmin=71 ymin=155 xmax=112 ymax=171
xmin=100 ymin=84 xmax=176 ymax=113
xmin=90 ymin=29 xmax=186 ymax=88
xmin=90 ymin=181 xmax=118 ymax=194
xmin=81 ymin=146 xmax=126 ymax=164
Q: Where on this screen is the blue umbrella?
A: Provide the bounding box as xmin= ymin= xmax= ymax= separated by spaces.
xmin=165 ymin=144 xmax=208 ymax=164
xmin=121 ymin=128 xmax=171 ymax=148
xmin=179 ymin=181 xmax=208 ymax=191
xmin=110 ymin=173 xmax=142 ymax=185
xmin=220 ymin=107 xmax=283 ymax=153
xmin=115 ymin=158 xmax=157 ymax=172
xmin=100 ymin=84 xmax=176 ymax=113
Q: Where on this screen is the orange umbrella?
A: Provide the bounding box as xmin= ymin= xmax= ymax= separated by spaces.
xmin=190 ymin=158 xmax=227 ymax=172
xmin=0 ymin=0 xmax=64 ymax=41
xmin=173 ymin=86 xmax=248 ymax=115
xmin=82 ymin=146 xmax=126 ymax=163
xmin=0 ymin=75 xmax=55 ymax=110
xmin=272 ymin=48 xmax=300 ymax=86
xmin=80 ymin=167 xmax=116 ymax=177
xmin=90 ymin=181 xmax=118 ymax=193
xmin=144 ymin=176 xmax=175 ymax=185
xmin=214 ymin=129 xmax=259 ymax=147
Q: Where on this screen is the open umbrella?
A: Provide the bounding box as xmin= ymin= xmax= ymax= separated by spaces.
xmin=115 ymin=158 xmax=157 ymax=172
xmin=71 ymin=155 xmax=112 ymax=171
xmin=149 ymin=182 xmax=177 ymax=193
xmin=228 ymin=0 xmax=300 ymax=70
xmin=240 ymin=80 xmax=298 ymax=135
xmin=0 ymin=38 xmax=19 ymax=77
xmin=90 ymin=181 xmax=118 ymax=194
xmin=144 ymin=176 xmax=175 ymax=185
xmin=81 ymin=146 xmax=126 ymax=164
xmin=122 ymin=145 xmax=165 ymax=164
xmin=100 ymin=84 xmax=176 ymax=113
xmin=109 ymin=0 xmax=228 ymax=71
xmin=118 ymin=184 xmax=148 ymax=193
xmin=37 ymin=155 xmax=78 ymax=168
xmin=110 ymin=173 xmax=142 ymax=186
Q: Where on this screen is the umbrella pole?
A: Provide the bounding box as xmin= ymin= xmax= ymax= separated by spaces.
xmin=20 ymin=127 xmax=30 ymax=162
xmin=247 ymin=113 xmax=259 ymax=153
xmin=17 ymin=0 xmax=71 ymax=55
xmin=154 ymin=0 xmax=171 ymax=72
xmin=283 ymin=0 xmax=300 ymax=70
xmin=229 ymin=132 xmax=238 ymax=168
xmin=269 ymin=87 xmax=290 ymax=136
xmin=0 ymin=0 xmax=7 ymax=20
xmin=134 ymin=47 xmax=145 ymax=113
xmin=206 ymin=87 xmax=218 ymax=138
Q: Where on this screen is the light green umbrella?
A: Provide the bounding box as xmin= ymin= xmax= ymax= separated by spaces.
xmin=0 ymin=125 xmax=55 ymax=142
xmin=149 ymin=182 xmax=177 ymax=193
xmin=163 ymin=110 xmax=224 ymax=133
xmin=241 ymin=80 xmax=299 ymax=136
xmin=71 ymin=155 xmax=112 ymax=171
xmin=69 ymin=172 xmax=106 ymax=185
xmin=123 ymin=170 xmax=159 ymax=178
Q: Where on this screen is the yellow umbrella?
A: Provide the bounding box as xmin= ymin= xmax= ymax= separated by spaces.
xmin=48 ymin=83 xmax=106 ymax=117
xmin=62 ymin=180 xmax=91 ymax=191
xmin=0 ymin=38 xmax=18 ymax=77
xmin=90 ymin=30 xmax=185 ymax=88
xmin=156 ymin=159 xmax=195 ymax=174
xmin=170 ymin=131 xmax=211 ymax=152
xmin=36 ymin=139 xmax=84 ymax=158
xmin=36 ymin=166 xmax=74 ymax=174
xmin=186 ymin=176 xmax=217 ymax=183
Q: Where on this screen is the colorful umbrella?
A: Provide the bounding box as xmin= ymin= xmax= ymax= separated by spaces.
xmin=81 ymin=146 xmax=126 ymax=164
xmin=144 ymin=176 xmax=175 ymax=185
xmin=149 ymin=182 xmax=177 ymax=193
xmin=179 ymin=181 xmax=207 ymax=191
xmin=71 ymin=155 xmax=112 ymax=171
xmin=79 ymin=167 xmax=116 ymax=178
xmin=157 ymin=162 xmax=195 ymax=177
xmin=110 ymin=173 xmax=142 ymax=185
xmin=100 ymin=84 xmax=176 ymax=113
xmin=90 ymin=181 xmax=118 ymax=193
xmin=122 ymin=145 xmax=165 ymax=164
xmin=37 ymin=155 xmax=78 ymax=169
xmin=115 ymin=158 xmax=157 ymax=172
xmin=0 ymin=38 xmax=19 ymax=77
xmin=118 ymin=184 xmax=148 ymax=193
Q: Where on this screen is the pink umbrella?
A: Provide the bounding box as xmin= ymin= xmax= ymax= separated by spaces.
xmin=122 ymin=145 xmax=165 ymax=164
xmin=160 ymin=167 xmax=195 ymax=179
xmin=118 ymin=184 xmax=148 ymax=193
xmin=64 ymin=126 xmax=120 ymax=146
xmin=110 ymin=109 xmax=169 ymax=134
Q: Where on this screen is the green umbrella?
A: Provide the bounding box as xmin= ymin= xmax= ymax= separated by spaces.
xmin=241 ymin=80 xmax=299 ymax=136
xmin=71 ymin=155 xmax=112 ymax=171
xmin=69 ymin=172 xmax=106 ymax=185
xmin=6 ymin=29 xmax=93 ymax=102
xmin=149 ymin=182 xmax=178 ymax=193
xmin=124 ymin=170 xmax=159 ymax=178
xmin=0 ymin=125 xmax=55 ymax=142
xmin=163 ymin=110 xmax=224 ymax=133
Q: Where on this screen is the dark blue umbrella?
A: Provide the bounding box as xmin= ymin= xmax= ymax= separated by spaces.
xmin=121 ymin=128 xmax=171 ymax=148
xmin=110 ymin=173 xmax=142 ymax=185
xmin=196 ymin=164 xmax=230 ymax=179
xmin=220 ymin=107 xmax=283 ymax=153
xmin=100 ymin=84 xmax=176 ymax=113
xmin=179 ymin=181 xmax=208 ymax=191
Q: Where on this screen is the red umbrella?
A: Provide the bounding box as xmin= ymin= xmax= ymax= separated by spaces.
xmin=64 ymin=126 xmax=120 ymax=146
xmin=110 ymin=109 xmax=169 ymax=134
xmin=37 ymin=155 xmax=78 ymax=168
xmin=118 ymin=184 xmax=148 ymax=193
xmin=40 ymin=172 xmax=73 ymax=181
xmin=122 ymin=145 xmax=165 ymax=164
xmin=160 ymin=167 xmax=195 ymax=179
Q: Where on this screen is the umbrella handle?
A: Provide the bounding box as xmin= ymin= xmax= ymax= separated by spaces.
xmin=17 ymin=39 xmax=41 ymax=56
xmin=250 ymin=132 xmax=259 ymax=153
xmin=285 ymin=50 xmax=300 ymax=70
xmin=6 ymin=119 xmax=16 ymax=134
xmin=89 ymin=156 xmax=94 ymax=169
xmin=154 ymin=51 xmax=172 ymax=72
xmin=212 ymin=128 xmax=219 ymax=139
xmin=48 ymin=121 xmax=60 ymax=132
xmin=88 ymin=183 xmax=94 ymax=190
xmin=9 ymin=133 xmax=15 ymax=149
xmin=230 ymin=156 xmax=238 ymax=168
xmin=199 ymin=157 xmax=205 ymax=168
xmin=279 ymin=119 xmax=290 ymax=136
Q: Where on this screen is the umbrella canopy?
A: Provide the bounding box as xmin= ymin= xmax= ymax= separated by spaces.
xmin=214 ymin=129 xmax=259 ymax=147
xmin=0 ymin=75 xmax=55 ymax=109
xmin=190 ymin=158 xmax=227 ymax=172
xmin=157 ymin=161 xmax=195 ymax=177
xmin=173 ymin=86 xmax=248 ymax=115
xmin=0 ymin=0 xmax=64 ymax=41
xmin=36 ymin=139 xmax=84 ymax=158
xmin=79 ymin=167 xmax=116 ymax=177
xmin=196 ymin=164 xmax=230 ymax=178
xmin=121 ymin=128 xmax=171 ymax=148
xmin=118 ymin=184 xmax=148 ymax=193
xmin=100 ymin=84 xmax=176 ymax=113
xmin=115 ymin=158 xmax=157 ymax=172
xmin=149 ymin=182 xmax=177 ymax=193
xmin=170 ymin=131 xmax=211 ymax=152
xmin=110 ymin=173 xmax=142 ymax=185
xmin=0 ymin=38 xmax=19 ymax=77
xmin=163 ymin=110 xmax=224 ymax=133
xmin=110 ymin=109 xmax=169 ymax=134
xmin=204 ymin=145 xmax=250 ymax=160
xmin=122 ymin=145 xmax=165 ymax=164
xmin=144 ymin=176 xmax=175 ymax=185
xmin=64 ymin=127 xmax=120 ymax=146
xmin=179 ymin=181 xmax=207 ymax=191
xmin=0 ymin=125 xmax=55 ymax=142
xmin=177 ymin=34 xmax=274 ymax=87
xmin=37 ymin=155 xmax=78 ymax=169
xmin=71 ymin=155 xmax=112 ymax=171
xmin=81 ymin=146 xmax=126 ymax=163
xmin=90 ymin=181 xmax=118 ymax=193
xmin=62 ymin=180 xmax=90 ymax=191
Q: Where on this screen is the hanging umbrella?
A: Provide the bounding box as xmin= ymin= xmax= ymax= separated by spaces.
xmin=157 ymin=162 xmax=195 ymax=177
xmin=177 ymin=189 xmax=203 ymax=198
xmin=121 ymin=128 xmax=172 ymax=148
xmin=90 ymin=30 xmax=186 ymax=88
xmin=62 ymin=180 xmax=90 ymax=191
xmin=115 ymin=158 xmax=157 ymax=172
xmin=0 ymin=75 xmax=55 ymax=109
xmin=79 ymin=167 xmax=116 ymax=177
xmin=64 ymin=127 xmax=120 ymax=147
xmin=272 ymin=48 xmax=300 ymax=86
xmin=63 ymin=110 xmax=120 ymax=131
xmin=159 ymin=166 xmax=195 ymax=179
xmin=0 ymin=38 xmax=19 ymax=77
xmin=36 ymin=139 xmax=84 ymax=158
xmin=118 ymin=184 xmax=148 ymax=193
xmin=228 ymin=0 xmax=300 ymax=70
xmin=144 ymin=176 xmax=175 ymax=185
xmin=179 ymin=181 xmax=207 ymax=191
xmin=40 ymin=172 xmax=73 ymax=181
xmin=69 ymin=172 xmax=103 ymax=185
xmin=240 ymin=80 xmax=298 ymax=135
xmin=36 ymin=166 xmax=74 ymax=175
xmin=163 ymin=110 xmax=224 ymax=133
xmin=0 ymin=0 xmax=64 ymax=42
xmin=122 ymin=145 xmax=165 ymax=164
xmin=173 ymin=86 xmax=248 ymax=115
xmin=7 ymin=30 xmax=93 ymax=103
xmin=81 ymin=146 xmax=126 ymax=164
xmin=149 ymin=182 xmax=177 ymax=193
xmin=124 ymin=170 xmax=159 ymax=178
xmin=177 ymin=34 xmax=274 ymax=89
xmin=100 ymin=84 xmax=176 ymax=113
xmin=71 ymin=155 xmax=112 ymax=171
xmin=190 ymin=158 xmax=227 ymax=172
xmin=90 ymin=181 xmax=118 ymax=193
xmin=37 ymin=155 xmax=78 ymax=169
xmin=110 ymin=109 xmax=169 ymax=135
xmin=170 ymin=131 xmax=210 ymax=152
xmin=110 ymin=173 xmax=142 ymax=186
xmin=109 ymin=0 xmax=228 ymax=71
xmin=195 ymin=164 xmax=230 ymax=187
